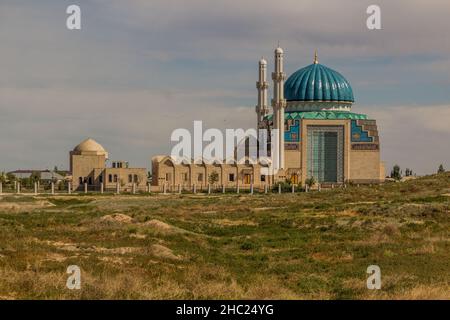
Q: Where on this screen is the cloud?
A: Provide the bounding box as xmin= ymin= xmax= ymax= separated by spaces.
xmin=0 ymin=0 xmax=449 ymax=174
xmin=360 ymin=104 xmax=450 ymax=175
xmin=0 ymin=87 xmax=254 ymax=171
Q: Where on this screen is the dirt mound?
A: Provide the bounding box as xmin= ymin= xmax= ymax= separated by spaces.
xmin=151 ymin=244 xmax=181 ymax=261
xmin=143 ymin=219 xmax=179 ymax=233
xmin=0 ymin=200 xmax=55 ymax=212
xmin=100 ymin=214 xmax=133 ymax=223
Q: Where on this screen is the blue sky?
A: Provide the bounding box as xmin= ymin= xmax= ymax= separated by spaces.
xmin=1 ymin=0 xmax=449 ymax=174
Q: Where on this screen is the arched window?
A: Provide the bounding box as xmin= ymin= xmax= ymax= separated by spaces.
xmin=79 ymin=177 xmax=83 ymax=184
xmin=88 ymin=177 xmax=92 ymax=185
xmin=113 ymin=175 xmax=118 ymax=183
xmin=108 ymin=174 xmax=112 ymax=183
xmin=128 ymin=174 xmax=133 ymax=183
xmin=134 ymin=175 xmax=138 ymax=183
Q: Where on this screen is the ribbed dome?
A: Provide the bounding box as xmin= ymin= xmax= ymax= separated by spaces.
xmin=285 ymin=63 xmax=354 ymax=103
xmin=73 ymin=138 xmax=107 ymax=154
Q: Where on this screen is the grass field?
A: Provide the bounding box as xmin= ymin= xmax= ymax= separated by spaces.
xmin=0 ymin=173 xmax=449 ymax=300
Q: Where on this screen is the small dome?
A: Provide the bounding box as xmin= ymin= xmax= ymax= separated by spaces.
xmin=259 ymin=58 xmax=267 ymax=65
xmin=73 ymin=138 xmax=107 ymax=154
xmin=275 ymin=47 xmax=284 ymax=54
xmin=285 ymin=63 xmax=354 ymax=103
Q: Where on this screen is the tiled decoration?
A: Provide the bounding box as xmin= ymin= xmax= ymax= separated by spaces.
xmin=284 ymin=119 xmax=300 ymax=142
xmin=351 ymin=120 xmax=374 ymax=143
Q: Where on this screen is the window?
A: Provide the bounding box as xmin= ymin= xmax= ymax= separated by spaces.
xmin=134 ymin=175 xmax=138 ymax=183
xmin=79 ymin=177 xmax=83 ymax=184
xmin=99 ymin=175 xmax=103 ymax=183
xmin=261 ymin=175 xmax=266 ymax=182
xmin=113 ymin=175 xmax=118 ymax=183
xmin=229 ymin=174 xmax=235 ymax=182
xmin=128 ymin=174 xmax=133 ymax=183
xmin=108 ymin=174 xmax=112 ymax=183
xmin=165 ymin=173 xmax=170 ymax=181
xmin=182 ymin=173 xmax=188 ymax=181
xmin=198 ymin=173 xmax=203 ymax=182
xmin=88 ymin=177 xmax=92 ymax=185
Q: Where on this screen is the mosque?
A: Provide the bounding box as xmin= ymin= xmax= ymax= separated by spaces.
xmin=152 ymin=47 xmax=385 ymax=189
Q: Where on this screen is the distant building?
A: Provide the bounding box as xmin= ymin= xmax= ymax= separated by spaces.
xmin=8 ymin=170 xmax=66 ymax=182
xmin=70 ymin=138 xmax=147 ymax=191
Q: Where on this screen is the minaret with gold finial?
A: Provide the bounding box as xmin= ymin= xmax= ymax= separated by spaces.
xmin=314 ymin=49 xmax=319 ymax=64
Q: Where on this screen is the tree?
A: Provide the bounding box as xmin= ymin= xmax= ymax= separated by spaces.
xmin=30 ymin=171 xmax=41 ymax=183
xmin=6 ymin=173 xmax=16 ymax=184
xmin=390 ymin=164 xmax=402 ymax=180
xmin=437 ymin=164 xmax=445 ymax=174
xmin=305 ymin=176 xmax=316 ymax=188
xmin=0 ymin=172 xmax=6 ymax=183
xmin=405 ymin=168 xmax=413 ymax=177
xmin=208 ymin=171 xmax=219 ymax=185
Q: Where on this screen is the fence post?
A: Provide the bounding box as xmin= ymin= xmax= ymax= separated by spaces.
xmin=208 ymin=184 xmax=211 ymax=195
xmin=0 ymin=182 xmax=2 ymax=195
xmin=68 ymin=182 xmax=71 ymax=194
xmin=278 ymin=183 xmax=281 ymax=194
xmin=318 ymin=184 xmax=321 ymax=192
xmin=34 ymin=182 xmax=38 ymax=195
xmin=178 ymin=184 xmax=181 ymax=194
xmin=17 ymin=182 xmax=21 ymax=194
xmin=84 ymin=183 xmax=87 ymax=194
xmin=51 ymin=182 xmax=55 ymax=195
xmin=236 ymin=184 xmax=240 ymax=194
xmin=250 ymin=183 xmax=253 ymax=195
xmin=101 ymin=183 xmax=104 ymax=194
xmin=222 ymin=184 xmax=225 ymax=194
xmin=305 ymin=184 xmax=309 ymax=193
xmin=116 ymin=182 xmax=120 ymax=194
xmin=132 ymin=183 xmax=136 ymax=194
xmin=193 ymin=184 xmax=196 ymax=194
xmin=163 ymin=183 xmax=167 ymax=195
xmin=264 ymin=184 xmax=268 ymax=194
xmin=292 ymin=184 xmax=295 ymax=193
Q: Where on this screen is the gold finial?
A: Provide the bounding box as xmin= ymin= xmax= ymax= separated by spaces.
xmin=314 ymin=49 xmax=319 ymax=64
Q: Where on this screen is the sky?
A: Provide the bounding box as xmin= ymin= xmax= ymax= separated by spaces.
xmin=0 ymin=0 xmax=449 ymax=175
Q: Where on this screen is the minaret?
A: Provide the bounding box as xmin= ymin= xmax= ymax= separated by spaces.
xmin=271 ymin=46 xmax=286 ymax=169
xmin=256 ymin=58 xmax=269 ymax=128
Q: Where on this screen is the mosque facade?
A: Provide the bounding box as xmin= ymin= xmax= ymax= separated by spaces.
xmin=153 ymin=47 xmax=385 ymax=189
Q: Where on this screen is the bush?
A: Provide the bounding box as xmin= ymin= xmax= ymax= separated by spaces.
xmin=272 ymin=181 xmax=291 ymax=192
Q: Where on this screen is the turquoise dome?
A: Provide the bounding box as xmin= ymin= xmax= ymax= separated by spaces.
xmin=284 ymin=63 xmax=354 ymax=102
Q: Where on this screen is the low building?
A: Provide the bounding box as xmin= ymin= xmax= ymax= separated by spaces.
xmin=7 ymin=170 xmax=66 ymax=182
xmin=70 ymin=138 xmax=147 ymax=191
xmin=152 ymin=156 xmax=273 ymax=190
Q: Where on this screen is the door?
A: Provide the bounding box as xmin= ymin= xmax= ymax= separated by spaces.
xmin=307 ymin=126 xmax=344 ymax=183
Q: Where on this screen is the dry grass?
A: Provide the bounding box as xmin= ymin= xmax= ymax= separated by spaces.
xmin=0 ymin=173 xmax=449 ymax=299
